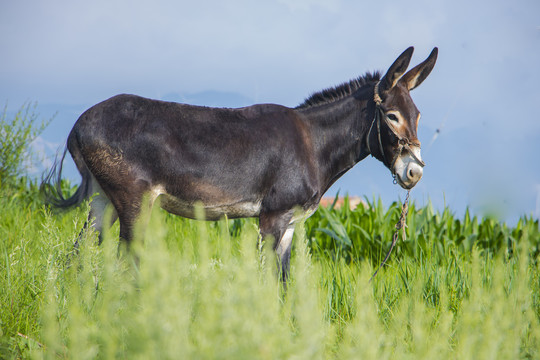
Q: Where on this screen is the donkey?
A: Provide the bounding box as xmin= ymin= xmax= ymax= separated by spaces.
xmin=42 ymin=46 xmax=438 ymax=280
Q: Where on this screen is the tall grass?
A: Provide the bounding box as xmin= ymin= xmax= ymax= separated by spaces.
xmin=306 ymin=195 xmax=540 ymax=263
xmin=1 ymin=190 xmax=539 ymax=359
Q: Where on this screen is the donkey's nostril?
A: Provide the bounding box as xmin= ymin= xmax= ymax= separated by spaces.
xmin=407 ymin=164 xmax=423 ymax=181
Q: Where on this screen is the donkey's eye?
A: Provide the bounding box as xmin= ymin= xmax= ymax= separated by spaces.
xmin=387 ymin=113 xmax=399 ymax=122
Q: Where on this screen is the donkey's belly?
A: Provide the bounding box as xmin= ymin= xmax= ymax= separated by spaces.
xmin=158 ymin=193 xmax=262 ymax=221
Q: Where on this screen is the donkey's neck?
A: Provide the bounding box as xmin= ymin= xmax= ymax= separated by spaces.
xmin=296 ymin=95 xmax=372 ymax=194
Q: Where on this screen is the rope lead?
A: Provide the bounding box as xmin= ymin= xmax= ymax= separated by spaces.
xmin=369 ymin=189 xmax=410 ymax=282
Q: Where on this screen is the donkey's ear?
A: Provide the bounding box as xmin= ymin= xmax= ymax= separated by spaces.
xmin=400 ymin=47 xmax=438 ymax=91
xmin=380 ymin=47 xmax=414 ymax=92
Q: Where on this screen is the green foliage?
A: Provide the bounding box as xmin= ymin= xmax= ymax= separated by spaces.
xmin=0 ymin=102 xmax=50 ymax=189
xmin=1 ymin=185 xmax=540 ymax=359
xmin=306 ymin=195 xmax=540 ymax=265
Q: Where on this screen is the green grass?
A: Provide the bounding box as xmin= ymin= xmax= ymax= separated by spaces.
xmin=1 ymin=188 xmax=540 ymax=359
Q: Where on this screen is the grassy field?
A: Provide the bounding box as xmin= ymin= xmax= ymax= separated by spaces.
xmin=1 ymin=180 xmax=539 ymax=359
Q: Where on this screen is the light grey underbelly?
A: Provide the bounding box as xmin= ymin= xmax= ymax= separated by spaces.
xmin=158 ymin=193 xmax=262 ymax=221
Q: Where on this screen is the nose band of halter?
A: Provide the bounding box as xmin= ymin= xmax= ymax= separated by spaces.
xmin=366 ymin=81 xmax=426 ymax=175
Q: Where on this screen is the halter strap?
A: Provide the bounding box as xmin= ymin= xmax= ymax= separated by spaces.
xmin=366 ymin=81 xmax=425 ymax=178
xmin=373 ymin=81 xmax=383 ymax=106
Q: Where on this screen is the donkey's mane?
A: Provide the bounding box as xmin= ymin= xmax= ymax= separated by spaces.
xmin=296 ymin=71 xmax=381 ymax=109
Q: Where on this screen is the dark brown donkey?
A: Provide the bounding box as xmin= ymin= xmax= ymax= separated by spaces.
xmin=42 ymin=47 xmax=438 ymax=280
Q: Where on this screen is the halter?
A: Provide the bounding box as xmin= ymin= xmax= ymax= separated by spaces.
xmin=366 ymin=81 xmax=425 ymax=183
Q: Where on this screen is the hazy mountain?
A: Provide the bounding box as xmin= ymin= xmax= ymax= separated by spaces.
xmin=161 ymin=90 xmax=254 ymax=108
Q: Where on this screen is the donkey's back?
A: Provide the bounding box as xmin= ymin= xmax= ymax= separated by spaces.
xmin=65 ymin=94 xmax=319 ymax=226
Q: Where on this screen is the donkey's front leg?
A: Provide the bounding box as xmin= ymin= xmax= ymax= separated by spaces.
xmin=259 ymin=210 xmax=295 ymax=282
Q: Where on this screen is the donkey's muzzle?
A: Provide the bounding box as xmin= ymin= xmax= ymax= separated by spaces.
xmin=393 ymin=146 xmax=424 ymax=189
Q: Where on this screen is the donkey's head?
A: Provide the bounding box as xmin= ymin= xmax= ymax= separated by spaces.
xmin=367 ymin=46 xmax=438 ymax=189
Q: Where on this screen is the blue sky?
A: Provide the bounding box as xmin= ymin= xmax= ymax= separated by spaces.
xmin=1 ymin=0 xmax=539 ymax=222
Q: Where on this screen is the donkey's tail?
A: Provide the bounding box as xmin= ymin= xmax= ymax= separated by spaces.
xmin=40 ymin=137 xmax=92 ymax=210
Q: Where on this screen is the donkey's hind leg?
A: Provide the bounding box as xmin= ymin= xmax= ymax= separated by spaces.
xmin=75 ymin=176 xmax=118 ymax=249
xmin=106 ymin=180 xmax=158 ymax=249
